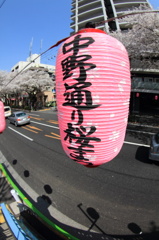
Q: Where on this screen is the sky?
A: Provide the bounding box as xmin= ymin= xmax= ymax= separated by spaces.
xmin=0 ymin=0 xmax=158 ymax=72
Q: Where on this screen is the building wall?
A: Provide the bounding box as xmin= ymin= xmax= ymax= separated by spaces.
xmin=70 ymin=0 xmax=159 ymax=116
xmin=11 ymin=54 xmax=55 ymax=74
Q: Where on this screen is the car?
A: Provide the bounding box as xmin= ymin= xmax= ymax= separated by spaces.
xmin=149 ymin=132 xmax=159 ymax=161
xmin=8 ymin=111 xmax=31 ymax=127
xmin=4 ymin=106 xmax=11 ymax=118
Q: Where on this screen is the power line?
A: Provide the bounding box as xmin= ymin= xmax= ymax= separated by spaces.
xmin=96 ymin=10 xmax=159 ymax=27
xmin=2 ymin=36 xmax=69 ymax=89
xmin=2 ymin=9 xmax=159 ymax=90
xmin=0 ymin=0 xmax=7 ymax=9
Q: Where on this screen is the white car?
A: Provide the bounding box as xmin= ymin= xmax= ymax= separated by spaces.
xmin=4 ymin=106 xmax=11 ymax=117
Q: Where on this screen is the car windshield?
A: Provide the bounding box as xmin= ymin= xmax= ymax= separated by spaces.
xmin=16 ymin=113 xmax=26 ymax=117
xmin=4 ymin=108 xmax=10 ymax=111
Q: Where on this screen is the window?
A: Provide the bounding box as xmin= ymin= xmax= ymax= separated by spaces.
xmin=144 ymin=77 xmax=153 ymax=82
xmin=132 ymin=77 xmax=143 ymax=82
xmin=16 ymin=113 xmax=26 ymax=117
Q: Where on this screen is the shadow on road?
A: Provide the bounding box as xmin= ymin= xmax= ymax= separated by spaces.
xmin=135 ymin=146 xmax=159 ymax=166
xmin=77 ymin=203 xmax=106 ymax=234
xmin=2 ymin=160 xmax=159 ymax=240
xmin=135 ymin=146 xmax=152 ymax=164
xmin=128 ymin=222 xmax=142 ymax=234
xmin=76 ymin=203 xmax=159 ymax=240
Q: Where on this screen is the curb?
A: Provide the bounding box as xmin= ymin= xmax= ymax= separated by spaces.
xmin=127 ymin=122 xmax=159 ymax=134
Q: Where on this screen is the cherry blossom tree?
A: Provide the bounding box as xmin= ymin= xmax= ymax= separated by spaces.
xmin=12 ymin=68 xmax=55 ymax=108
xmin=0 ymin=68 xmax=54 ymax=108
xmin=110 ymin=5 xmax=159 ymax=69
xmin=0 ymin=71 xmax=7 ymax=90
xmin=0 ymin=71 xmax=16 ymax=104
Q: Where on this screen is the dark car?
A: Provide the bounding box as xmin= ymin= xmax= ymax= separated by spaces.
xmin=149 ymin=132 xmax=159 ymax=161
xmin=8 ymin=111 xmax=30 ymax=127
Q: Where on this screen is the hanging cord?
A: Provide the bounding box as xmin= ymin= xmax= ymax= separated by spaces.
xmin=95 ymin=10 xmax=159 ymax=27
xmin=4 ymin=36 xmax=70 ymax=87
xmin=0 ymin=0 xmax=7 ymax=9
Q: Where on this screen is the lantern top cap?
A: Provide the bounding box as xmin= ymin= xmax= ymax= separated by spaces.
xmin=78 ymin=28 xmax=107 ymax=34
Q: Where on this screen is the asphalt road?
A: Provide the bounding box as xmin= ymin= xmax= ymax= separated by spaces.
xmin=0 ymin=109 xmax=159 ymax=240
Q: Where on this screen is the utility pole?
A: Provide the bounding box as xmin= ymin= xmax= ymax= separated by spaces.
xmin=29 ymin=37 xmax=34 ymax=57
xmin=40 ymin=39 xmax=43 ymax=54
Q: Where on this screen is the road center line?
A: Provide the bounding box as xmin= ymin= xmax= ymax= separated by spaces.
xmin=8 ymin=127 xmax=33 ymax=141
xmin=29 ymin=113 xmax=40 ymax=116
xmin=8 ymin=123 xmax=150 ymax=147
xmin=31 ymin=120 xmax=59 ymax=129
xmin=124 ymin=141 xmax=149 ymax=147
xmin=31 ymin=121 xmax=150 ymax=147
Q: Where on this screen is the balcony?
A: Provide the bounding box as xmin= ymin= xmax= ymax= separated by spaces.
xmin=132 ymin=79 xmax=159 ymax=92
xmin=78 ymin=0 xmax=99 ymax=8
xmin=78 ymin=1 xmax=101 ymax=11
xmin=113 ymin=0 xmax=148 ymax=4
xmin=78 ymin=15 xmax=105 ymax=30
xmin=78 ymin=10 xmax=103 ymax=18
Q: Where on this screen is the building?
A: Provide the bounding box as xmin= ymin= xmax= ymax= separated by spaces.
xmin=10 ymin=54 xmax=56 ymax=108
xmin=70 ymin=0 xmax=152 ymax=33
xmin=11 ymin=54 xmax=55 ymax=74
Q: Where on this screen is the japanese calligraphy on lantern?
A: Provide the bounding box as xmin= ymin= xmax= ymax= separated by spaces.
xmin=61 ymin=34 xmax=101 ymax=165
xmin=56 ymin=29 xmax=131 ymax=167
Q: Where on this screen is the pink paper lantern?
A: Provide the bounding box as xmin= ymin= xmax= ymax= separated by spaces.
xmin=55 ymin=28 xmax=131 ymax=167
xmin=155 ymin=95 xmax=158 ymax=100
xmin=0 ymin=101 xmax=6 ymax=133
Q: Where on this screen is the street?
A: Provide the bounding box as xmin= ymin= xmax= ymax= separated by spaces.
xmin=0 ymin=109 xmax=159 ymax=240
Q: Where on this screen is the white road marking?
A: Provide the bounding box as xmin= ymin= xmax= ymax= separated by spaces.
xmin=8 ymin=122 xmax=150 ymax=148
xmin=29 ymin=113 xmax=40 ymax=116
xmin=124 ymin=141 xmax=149 ymax=147
xmin=31 ymin=121 xmax=150 ymax=147
xmin=8 ymin=127 xmax=33 ymax=141
xmin=31 ymin=120 xmax=59 ymax=129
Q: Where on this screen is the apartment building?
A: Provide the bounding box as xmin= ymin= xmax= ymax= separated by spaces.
xmin=11 ymin=54 xmax=55 ymax=74
xmin=70 ymin=0 xmax=152 ymax=33
xmin=70 ymin=0 xmax=159 ymax=116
